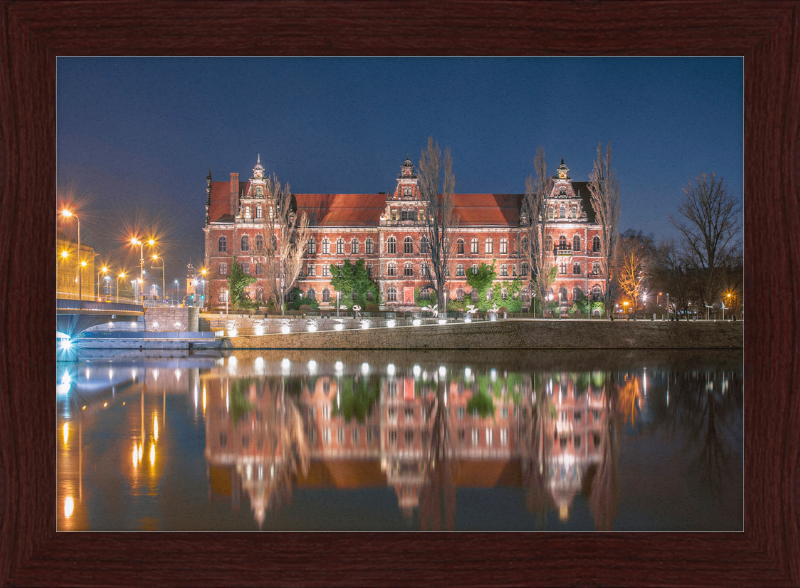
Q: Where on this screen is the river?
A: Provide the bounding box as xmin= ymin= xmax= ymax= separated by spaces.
xmin=56 ymin=349 xmax=743 ymax=531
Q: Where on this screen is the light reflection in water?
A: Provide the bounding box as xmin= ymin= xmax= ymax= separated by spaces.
xmin=56 ymin=352 xmax=743 ymax=532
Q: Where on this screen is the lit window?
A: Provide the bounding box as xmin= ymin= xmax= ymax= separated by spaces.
xmin=308 ymin=237 xmax=316 ymax=254
xmin=404 ymin=263 xmax=413 ymax=277
xmin=387 ymin=287 xmax=397 ymax=301
xmin=256 ymin=204 xmax=263 ymax=219
xmin=486 ymin=428 xmax=493 ymax=445
xmin=322 ymin=239 xmax=330 ymax=254
xmin=387 ymin=237 xmax=397 ymax=254
xmin=307 ymin=265 xmax=315 ymax=277
xmin=500 ymin=238 xmax=508 ymax=254
xmin=387 ymin=263 xmax=397 ymax=276
xmin=336 ymin=238 xmax=344 ymax=254
xmin=457 ymin=239 xmax=464 ymax=254
xmin=322 ymin=265 xmax=330 ymax=277
xmin=351 ymin=238 xmax=359 ymax=254
xmin=219 ymin=263 xmax=227 ymax=276
xmin=485 ymin=238 xmax=493 ymax=254
xmin=470 ymin=238 xmax=478 ymax=254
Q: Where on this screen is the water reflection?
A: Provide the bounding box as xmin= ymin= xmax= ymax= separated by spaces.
xmin=57 ymin=351 xmax=743 ymax=531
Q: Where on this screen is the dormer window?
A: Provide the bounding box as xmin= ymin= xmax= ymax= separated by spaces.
xmin=403 ymin=186 xmax=412 ymax=198
xmin=255 ymin=186 xmax=263 ymax=197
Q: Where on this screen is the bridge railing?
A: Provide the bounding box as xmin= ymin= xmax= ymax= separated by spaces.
xmin=57 ymin=299 xmax=144 ymax=312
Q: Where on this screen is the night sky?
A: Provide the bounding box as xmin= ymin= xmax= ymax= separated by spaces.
xmin=57 ymin=57 xmax=743 ymax=286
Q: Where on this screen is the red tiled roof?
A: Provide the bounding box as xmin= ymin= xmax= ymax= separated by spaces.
xmin=453 ymin=194 xmax=523 ymax=226
xmin=208 ymin=180 xmax=249 ymax=223
xmin=294 ymin=194 xmax=386 ymax=227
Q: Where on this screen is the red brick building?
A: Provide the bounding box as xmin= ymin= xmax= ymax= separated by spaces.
xmin=203 ymin=155 xmax=608 ymax=312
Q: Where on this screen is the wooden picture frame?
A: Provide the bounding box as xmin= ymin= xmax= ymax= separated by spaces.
xmin=1 ymin=1 xmax=797 ymax=585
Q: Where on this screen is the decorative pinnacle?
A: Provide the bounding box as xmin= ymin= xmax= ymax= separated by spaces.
xmin=257 ymin=154 xmax=261 ymax=164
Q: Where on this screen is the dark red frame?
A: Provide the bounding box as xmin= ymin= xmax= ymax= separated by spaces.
xmin=1 ymin=1 xmax=798 ymax=586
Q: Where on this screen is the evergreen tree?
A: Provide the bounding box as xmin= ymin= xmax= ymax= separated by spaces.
xmin=328 ymin=259 xmax=380 ymax=309
xmin=227 ymin=255 xmax=256 ymax=309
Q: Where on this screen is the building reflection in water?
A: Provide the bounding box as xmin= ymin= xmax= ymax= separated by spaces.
xmin=204 ymin=357 xmax=723 ymax=530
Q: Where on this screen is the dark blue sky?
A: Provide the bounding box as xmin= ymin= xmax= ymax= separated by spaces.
xmin=57 ymin=57 xmax=743 ymax=285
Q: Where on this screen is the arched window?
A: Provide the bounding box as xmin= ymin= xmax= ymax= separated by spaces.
xmin=456 ymin=288 xmax=464 ymax=301
xmin=485 ymin=238 xmax=493 ymax=254
xmin=387 ymin=287 xmax=397 ymax=301
xmin=520 ymin=237 xmax=528 ymax=254
xmin=387 ymin=236 xmax=397 ymax=254
xmin=308 ymin=237 xmax=316 ymax=254
xmin=471 ymin=289 xmax=479 ymax=302
xmin=241 ymin=235 xmax=249 ymax=252
xmin=573 ymin=287 xmax=582 ymax=301
xmin=470 ymin=238 xmax=478 ymax=254
xmin=545 ymin=235 xmax=553 ymax=252
xmin=323 ymin=288 xmax=330 ymax=302
xmin=559 ymin=287 xmax=568 ymax=303
xmin=245 ymin=205 xmax=251 ymax=218
xmin=456 ymin=239 xmax=464 ymax=254
xmin=322 ymin=238 xmax=330 ymax=254
xmin=573 ymin=235 xmax=580 ymax=251
xmin=500 ymin=238 xmax=508 ymax=254
xmin=456 ymin=264 xmax=464 ymax=276
xmin=366 ymin=238 xmax=374 ymax=254
xmin=308 ymin=288 xmax=316 ymax=301
xmin=336 ymin=238 xmax=344 ymax=254
xmin=255 ymin=234 xmax=264 ymax=249
xmin=403 ymin=263 xmax=413 ymax=277
xmin=592 ymin=285 xmax=602 ymax=302
xmin=420 ymin=236 xmax=429 ymax=254
xmin=404 ymin=236 xmax=413 ymax=254
xmin=521 ymin=262 xmax=529 ymax=276
xmin=593 ymin=236 xmax=601 ymax=252
xmin=219 ymin=263 xmax=228 ymax=276
xmin=387 ymin=262 xmax=397 ymax=276
xmin=218 ymin=236 xmax=227 ymax=252
xmin=559 ymin=204 xmax=566 ymax=218
xmin=571 ymin=206 xmax=577 ymax=218
xmin=255 ymin=204 xmax=263 ymax=218
xmin=351 ymin=238 xmax=359 ymax=254
xmin=559 ymin=235 xmax=568 ymax=250
xmin=501 ymin=288 xmax=508 ymax=300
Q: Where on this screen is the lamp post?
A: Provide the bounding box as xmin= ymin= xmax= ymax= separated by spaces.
xmin=642 ymin=292 xmax=647 ymax=320
xmin=97 ymin=266 xmax=109 ymax=301
xmin=175 ymin=279 xmax=180 ymax=306
xmin=200 ymin=269 xmax=207 ymax=309
xmin=623 ymin=300 xmax=629 ymax=318
xmin=116 ymin=272 xmax=126 ymax=303
xmin=547 ymin=292 xmax=553 ymax=318
xmin=152 ymin=254 xmax=165 ymax=306
xmin=131 ymin=237 xmax=154 ymax=305
xmin=58 ymin=249 xmax=69 ymax=298
xmin=60 ymin=210 xmax=81 ymax=308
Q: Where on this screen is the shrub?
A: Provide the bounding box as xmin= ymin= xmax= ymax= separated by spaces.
xmin=499 ymin=306 xmax=509 ymax=314
xmin=299 ymin=304 xmax=312 ymax=312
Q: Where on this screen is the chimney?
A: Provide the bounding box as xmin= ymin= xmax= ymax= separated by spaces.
xmin=230 ymin=173 xmax=239 ymax=216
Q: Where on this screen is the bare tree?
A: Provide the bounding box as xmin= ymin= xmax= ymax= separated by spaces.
xmin=669 ymin=173 xmax=742 ymax=308
xmin=252 ymin=174 xmax=310 ymax=317
xmin=615 ymin=232 xmax=648 ymax=314
xmin=416 ymin=136 xmax=458 ymax=312
xmin=523 ymin=146 xmax=555 ymax=312
xmin=588 ymin=142 xmax=621 ymax=317
xmin=651 ymin=238 xmax=693 ymax=320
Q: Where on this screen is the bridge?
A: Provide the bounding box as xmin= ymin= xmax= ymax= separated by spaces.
xmin=57 ymin=298 xmax=144 ymax=338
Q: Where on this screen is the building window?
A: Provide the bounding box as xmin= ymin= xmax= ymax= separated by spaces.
xmin=322 ymin=288 xmax=330 ymax=302
xmin=521 ymin=288 xmax=530 ymax=304
xmin=501 ymin=287 xmax=508 ymax=300
xmin=352 ymin=428 xmax=359 ymax=444
xmin=500 ymin=238 xmax=508 ymax=254
xmin=574 ymin=435 xmax=582 ymax=449
xmin=405 ymin=430 xmax=414 ymax=445
xmin=242 ymin=262 xmax=250 ymax=275
xmin=485 ymin=238 xmax=493 ymax=254
xmin=520 ymin=237 xmax=528 ymax=254
xmin=218 ymin=237 xmax=227 ymax=252
xmin=470 ymin=264 xmax=477 ymax=275
xmin=387 ymin=263 xmax=397 ymax=276
xmin=403 ymin=186 xmax=412 ymax=198
xmin=366 ymin=264 xmax=373 ymax=278
xmin=307 ymin=237 xmax=316 ymax=255
xmin=336 ymin=238 xmax=345 ymax=254
xmin=559 ymin=263 xmax=567 ymax=275
xmin=486 ymin=289 xmax=493 ymax=301
xmin=404 ymin=236 xmax=413 ymax=254
xmin=307 ymin=264 xmax=315 ymax=277
xmin=486 ymin=428 xmax=493 ymax=445
xmin=256 ymin=204 xmax=263 ymax=219
xmin=337 ymin=428 xmax=345 ymax=444
xmin=573 ymin=263 xmax=581 ymax=275
xmin=404 ymin=263 xmax=414 ymax=277
xmin=366 ymin=238 xmax=374 ymax=254
xmin=254 ymin=234 xmax=263 ymax=250
xmin=592 ymin=285 xmax=602 ymax=301
xmin=500 ymin=265 xmax=507 ymax=276
xmin=500 ymin=429 xmax=508 ymax=446
xmin=456 ymin=288 xmax=464 ymax=301
xmin=219 ymin=290 xmax=228 ymax=302
xmin=471 ymin=428 xmax=479 ymax=446
xmin=387 ymin=380 xmax=397 ymax=398
xmin=404 ymin=407 xmax=414 ymax=421
xmin=456 ymin=264 xmax=464 ymax=277
xmin=573 ymin=287 xmax=582 ymax=301
xmin=387 ymin=237 xmax=397 ymax=254
xmin=457 ymin=406 xmax=465 ymax=419
xmin=387 ymin=287 xmax=397 ymax=301
xmin=593 ymin=262 xmax=601 ymax=275
xmin=559 ymin=235 xmax=568 ymax=249
xmin=245 ymin=205 xmax=251 ymax=219
xmin=255 ymin=186 xmax=263 ymax=197
xmin=420 ymin=236 xmax=429 ymax=253
xmin=545 ymin=235 xmax=553 ymax=252
xmin=521 ymin=263 xmax=529 ymax=277
xmin=219 ymin=263 xmax=228 ymax=276
xmin=241 ymin=235 xmax=249 ymax=252
xmin=307 ymin=287 xmax=316 ymax=301
xmin=593 ymin=236 xmax=601 ymax=252
xmin=571 ymin=206 xmax=578 ymax=219
xmin=559 ymin=287 xmax=568 ymax=302
xmin=470 ymin=238 xmax=478 ymax=254
xmin=322 ymin=265 xmax=330 ymax=277
xmin=323 ymin=428 xmax=331 ymax=445
xmin=471 ymin=289 xmax=479 ymax=302
xmin=573 ymin=235 xmax=581 ymax=251
xmin=548 ymin=207 xmax=554 ymax=219
xmin=389 ymin=430 xmax=397 ymax=446
xmin=560 ymin=204 xmax=566 ymax=218
xmin=351 ymin=238 xmax=359 ymax=254
xmin=457 ymin=239 xmax=464 ymax=254
xmin=422 ymin=263 xmax=430 ymax=278
xmin=219 ymin=432 xmax=227 ymax=448
xmin=322 ymin=239 xmax=330 ymax=254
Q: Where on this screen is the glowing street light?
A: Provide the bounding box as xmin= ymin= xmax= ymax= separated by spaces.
xmin=131 ymin=236 xmax=155 ymax=304
xmin=60 ymin=209 xmax=82 ymax=307
xmin=116 ymin=272 xmax=126 ymax=303
xmin=152 ymin=254 xmax=165 ymax=306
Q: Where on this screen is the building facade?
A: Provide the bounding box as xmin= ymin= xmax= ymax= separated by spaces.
xmin=203 ymin=155 xmax=608 ymax=311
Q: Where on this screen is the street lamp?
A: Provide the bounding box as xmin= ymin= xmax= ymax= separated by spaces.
xmin=200 ymin=268 xmax=207 ymax=309
xmin=152 ymin=254 xmax=165 ymax=306
xmin=642 ymin=292 xmax=647 ymax=319
xmin=623 ymin=301 xmax=629 ymax=317
xmin=60 ymin=209 xmax=81 ymax=308
xmin=131 ymin=237 xmax=155 ymax=305
xmin=97 ymin=266 xmax=109 ymax=301
xmin=175 ymin=279 xmax=180 ymax=306
xmin=116 ymin=272 xmax=126 ymax=303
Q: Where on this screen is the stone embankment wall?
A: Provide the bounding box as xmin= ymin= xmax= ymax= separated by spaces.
xmin=224 ymin=319 xmax=743 ymax=350
xmin=144 ymin=307 xmax=199 ymax=332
